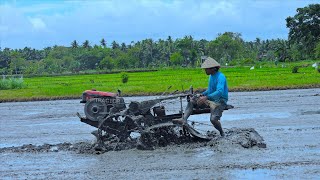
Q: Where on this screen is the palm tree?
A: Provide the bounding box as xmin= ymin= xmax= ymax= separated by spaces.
xmin=111 ymin=41 xmax=119 ymax=49
xmin=100 ymin=38 xmax=106 ymax=48
xmin=82 ymin=40 xmax=90 ymax=49
xmin=121 ymin=43 xmax=127 ymax=51
xmin=275 ymin=40 xmax=290 ymax=62
xmin=167 ymin=36 xmax=173 ymax=53
xmin=71 ymin=40 xmax=78 ymax=48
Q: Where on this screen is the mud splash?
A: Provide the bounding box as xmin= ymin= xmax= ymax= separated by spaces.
xmin=0 ymin=128 xmax=266 ymax=154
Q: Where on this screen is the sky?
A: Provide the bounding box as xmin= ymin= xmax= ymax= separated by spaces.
xmin=0 ymin=0 xmax=318 ymax=49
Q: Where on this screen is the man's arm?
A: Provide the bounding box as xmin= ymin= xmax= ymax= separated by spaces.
xmin=202 ymin=89 xmax=209 ymax=96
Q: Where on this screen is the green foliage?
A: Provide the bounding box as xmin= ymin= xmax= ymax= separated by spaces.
xmin=82 ymin=40 xmax=91 ymax=49
xmin=127 ymin=47 xmax=141 ymax=68
xmin=0 ymin=79 xmax=10 ymax=90
xmin=0 ymin=78 xmax=25 ymax=90
xmin=43 ymin=57 xmax=63 ymax=74
xmin=99 ymin=56 xmax=115 ymax=71
xmin=240 ymin=58 xmax=255 ymax=66
xmin=286 ymin=4 xmax=320 ymax=59
xmin=100 ymin=38 xmax=106 ymax=48
xmin=0 ymin=36 xmax=314 ymax=75
xmin=288 ymin=44 xmax=303 ymax=61
xmin=9 ymin=52 xmax=26 ymax=74
xmin=208 ymin=32 xmax=245 ymax=64
xmin=48 ymin=46 xmax=69 ymax=59
xmin=71 ymin=40 xmax=78 ymax=48
xmin=273 ymin=40 xmax=290 ymax=62
xmin=176 ymin=35 xmax=196 ymax=66
xmin=112 ymin=41 xmax=120 ymax=49
xmin=228 ymin=58 xmax=256 ymax=66
xmin=315 ymin=42 xmax=320 ymax=59
xmin=121 ymin=72 xmax=129 ymax=84
xmin=292 ymin=66 xmax=299 ymax=73
xmin=114 ymin=53 xmax=130 ymax=69
xmin=170 ymin=52 xmax=183 ymax=66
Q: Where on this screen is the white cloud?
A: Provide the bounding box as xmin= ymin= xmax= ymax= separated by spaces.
xmin=28 ymin=17 xmax=46 ymax=31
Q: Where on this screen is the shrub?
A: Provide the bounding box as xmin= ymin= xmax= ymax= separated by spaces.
xmin=0 ymin=79 xmax=10 ymax=89
xmin=292 ymin=66 xmax=299 ymax=73
xmin=239 ymin=58 xmax=255 ymax=66
xmin=317 ymin=67 xmax=320 ymax=73
xmin=228 ymin=60 xmax=239 ymax=66
xmin=121 ymin=72 xmax=129 ymax=84
xmin=0 ymin=78 xmax=25 ymax=90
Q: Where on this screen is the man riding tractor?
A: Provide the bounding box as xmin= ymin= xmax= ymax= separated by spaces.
xmin=174 ymin=57 xmax=228 ymax=137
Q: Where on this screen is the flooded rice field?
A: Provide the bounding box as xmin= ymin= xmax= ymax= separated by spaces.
xmin=0 ymin=88 xmax=319 ymax=179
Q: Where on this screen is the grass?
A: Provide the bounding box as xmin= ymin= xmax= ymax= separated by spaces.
xmin=0 ymin=65 xmax=319 ymax=102
xmin=0 ymin=78 xmax=25 ymax=90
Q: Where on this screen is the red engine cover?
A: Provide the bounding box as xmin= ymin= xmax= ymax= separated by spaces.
xmin=80 ymin=90 xmax=118 ymax=103
xmin=84 ymin=90 xmax=117 ymax=97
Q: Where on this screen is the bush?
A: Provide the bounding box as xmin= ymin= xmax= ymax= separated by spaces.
xmin=121 ymin=72 xmax=129 ymax=84
xmin=292 ymin=66 xmax=299 ymax=73
xmin=170 ymin=52 xmax=184 ymax=66
xmin=0 ymin=78 xmax=25 ymax=90
xmin=317 ymin=67 xmax=320 ymax=73
xmin=0 ymin=79 xmax=10 ymax=89
xmin=240 ymin=58 xmax=256 ymax=66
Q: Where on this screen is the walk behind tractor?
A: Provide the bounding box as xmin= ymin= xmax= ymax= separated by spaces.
xmin=77 ymin=87 xmax=233 ymax=150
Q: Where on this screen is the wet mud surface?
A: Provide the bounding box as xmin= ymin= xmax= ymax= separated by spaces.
xmin=0 ymin=128 xmax=266 ymax=154
xmin=1 ymin=88 xmax=320 ymax=179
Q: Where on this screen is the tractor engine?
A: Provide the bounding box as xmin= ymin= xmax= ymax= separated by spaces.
xmin=80 ymin=90 xmax=126 ymax=121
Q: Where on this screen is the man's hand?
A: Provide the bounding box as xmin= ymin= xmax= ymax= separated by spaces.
xmin=197 ymin=96 xmax=208 ymax=105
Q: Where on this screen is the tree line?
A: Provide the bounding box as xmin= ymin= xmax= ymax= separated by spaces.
xmin=0 ymin=4 xmax=319 ymax=75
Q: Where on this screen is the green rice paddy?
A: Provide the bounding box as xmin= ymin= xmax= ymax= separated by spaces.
xmin=1 ymin=66 xmax=319 ymax=102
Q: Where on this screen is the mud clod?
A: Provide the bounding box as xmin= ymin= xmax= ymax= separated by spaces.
xmin=223 ymin=128 xmax=266 ymax=148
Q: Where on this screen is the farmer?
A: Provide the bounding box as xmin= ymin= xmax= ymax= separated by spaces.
xmin=175 ymin=57 xmax=228 ymax=136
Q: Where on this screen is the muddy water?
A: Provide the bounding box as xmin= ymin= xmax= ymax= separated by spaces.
xmin=1 ymin=88 xmax=320 ymax=179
